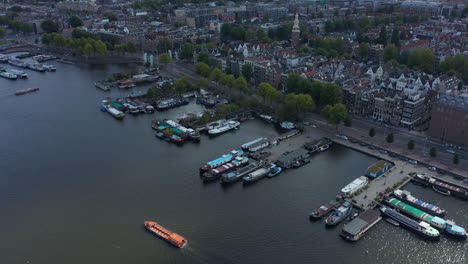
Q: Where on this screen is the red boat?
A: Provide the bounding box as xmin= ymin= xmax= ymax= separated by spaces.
xmin=144 ymin=221 xmax=188 ymax=248
xmin=15 ymin=87 xmax=39 ymax=96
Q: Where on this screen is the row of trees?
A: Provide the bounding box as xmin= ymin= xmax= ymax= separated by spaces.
xmin=258 ymin=82 xmax=282 ymax=105
xmin=383 ymin=45 xmax=436 ymax=73
xmin=0 ymin=14 xmax=33 ymax=33
xmin=285 ymin=74 xmax=343 ymax=107
xmin=195 ymin=62 xmax=252 ymax=94
xmin=368 ymin=130 xmax=460 ymax=164
xmin=42 ymin=33 xmax=108 ymax=56
xmin=308 ymin=37 xmax=346 ymax=58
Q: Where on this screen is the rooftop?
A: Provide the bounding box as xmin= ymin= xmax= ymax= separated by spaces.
xmin=367 ymin=160 xmax=391 ymax=174
xmin=437 ymin=94 xmax=468 ymax=112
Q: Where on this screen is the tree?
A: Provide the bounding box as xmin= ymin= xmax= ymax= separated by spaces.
xmin=158 ymin=38 xmax=171 ymax=53
xmin=369 ymin=128 xmax=376 ymax=137
xmin=358 ymin=42 xmax=369 ymax=58
xmin=245 ymin=29 xmax=254 ymax=41
xmin=195 ymin=62 xmax=211 ymax=77
xmin=146 ymin=86 xmax=155 ymax=99
xmin=41 ymin=19 xmax=59 ymax=33
xmin=174 ymin=76 xmax=192 ymax=94
xmin=234 ymin=77 xmax=250 ymax=93
xmin=104 ymin=12 xmax=117 ymax=22
xmin=321 ymin=103 xmax=347 ymax=127
xmin=391 ymin=28 xmax=400 ymax=47
xmin=83 ymin=43 xmax=93 ymax=57
xmin=159 ymin=53 xmax=171 ymax=67
xmin=386 ymin=133 xmax=394 ymax=143
xmin=430 ymin=147 xmax=437 ymax=158
xmin=383 ymin=44 xmax=398 ymax=62
xmin=94 ymin=40 xmax=108 ymax=56
xmin=325 ymin=20 xmax=334 ymax=33
xmin=258 ymin=82 xmax=273 ymax=102
xmin=241 ymin=64 xmax=253 ymax=82
xmin=453 ymin=154 xmax=460 ymax=165
xmin=407 ymin=140 xmax=415 ymax=150
xmin=210 ymin=67 xmax=223 ymax=83
xmin=378 ymin=25 xmax=387 ymax=46
xmin=220 ymin=74 xmax=235 ymax=88
xmin=68 ymin=15 xmax=83 ymax=28
xmin=0 ymin=27 xmax=6 ymax=38
xmin=197 ymin=52 xmax=211 ymax=65
xmin=179 ymin=42 xmax=194 ymax=61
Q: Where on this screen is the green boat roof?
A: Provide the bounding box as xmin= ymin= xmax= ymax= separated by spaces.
xmin=367 ymin=160 xmax=391 ymax=173
xmin=389 ymin=198 xmax=434 ymax=222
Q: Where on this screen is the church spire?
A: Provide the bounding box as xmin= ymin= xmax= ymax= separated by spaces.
xmin=292 ymin=13 xmax=300 ymax=32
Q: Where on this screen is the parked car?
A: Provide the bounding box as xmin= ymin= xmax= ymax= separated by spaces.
xmin=409 ymin=159 xmax=418 ymax=165
xmin=335 ymin=134 xmax=348 ymax=140
xmin=399 ymin=156 xmax=409 ymax=161
xmin=446 ymin=149 xmax=456 ymax=154
xmin=428 ymin=166 xmax=437 ymax=171
xmin=303 ymin=121 xmax=311 ymax=126
xmin=379 ymin=150 xmax=388 ymax=154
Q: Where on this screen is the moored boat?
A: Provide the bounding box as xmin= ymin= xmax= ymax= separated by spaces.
xmin=144 ymin=221 xmax=188 ymax=248
xmin=202 ymin=156 xmax=249 ymax=182
xmin=200 ymin=150 xmax=244 ymax=172
xmin=9 ymin=69 xmax=28 ymax=78
xmin=341 ymin=176 xmax=369 ymax=197
xmin=309 ymin=197 xmax=343 ymax=219
xmin=380 ymin=206 xmax=440 ymax=240
xmin=221 ymin=160 xmax=261 ymax=184
xmin=267 ymin=163 xmax=282 ymax=177
xmin=196 ymin=96 xmax=217 ymax=107
xmin=280 ymin=121 xmax=295 ymax=130
xmin=0 ymin=71 xmax=17 ymax=80
xmin=242 ymin=166 xmax=270 ymax=184
xmin=207 ymin=120 xmax=240 ymax=136
xmin=155 ymin=97 xmax=189 ymax=111
xmin=324 ymin=200 xmax=353 ymax=227
xmin=393 ymin=189 xmax=446 ymax=217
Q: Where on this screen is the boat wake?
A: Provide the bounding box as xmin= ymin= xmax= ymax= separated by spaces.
xmin=181 ymin=243 xmax=234 ymax=264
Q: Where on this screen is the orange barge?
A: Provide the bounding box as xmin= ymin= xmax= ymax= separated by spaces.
xmin=144 ymin=221 xmax=188 ymax=248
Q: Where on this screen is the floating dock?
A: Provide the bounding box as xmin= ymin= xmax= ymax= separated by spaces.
xmin=276 ymin=149 xmax=309 ymax=168
xmin=341 ymin=209 xmax=382 ymax=241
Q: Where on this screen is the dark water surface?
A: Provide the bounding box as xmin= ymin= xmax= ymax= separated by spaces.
xmin=1 ymin=62 xmax=467 ymax=264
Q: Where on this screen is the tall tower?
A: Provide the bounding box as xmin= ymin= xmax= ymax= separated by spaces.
xmin=291 ymin=13 xmax=300 ymax=49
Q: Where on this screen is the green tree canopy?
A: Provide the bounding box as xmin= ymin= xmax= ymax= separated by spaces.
xmin=321 ymin=103 xmax=347 ymax=126
xmin=220 ymin=74 xmax=235 ymax=88
xmin=358 ymin=42 xmax=369 ymax=58
xmin=195 ymin=62 xmax=211 ymax=77
xmin=369 ymin=128 xmax=376 ymax=137
xmin=386 ymin=133 xmax=394 ymax=143
xmin=104 ymin=12 xmax=117 ymax=22
xmin=159 ymin=53 xmax=172 ymax=66
xmin=430 ymin=147 xmax=437 ymax=158
xmin=241 ymin=64 xmax=253 ymax=82
xmin=174 ymin=76 xmax=192 ymax=94
xmin=197 ymin=52 xmax=211 ymax=66
xmin=69 ymin=15 xmax=83 ymax=28
xmin=408 ymin=140 xmax=415 ymax=150
xmin=179 ymin=42 xmax=194 ymax=61
xmin=234 ymin=76 xmax=250 ymax=94
xmin=41 ymin=19 xmax=60 ymax=33
xmin=0 ymin=26 xmax=6 ymax=38
xmin=384 ymin=44 xmax=399 ymax=62
xmin=210 ymin=67 xmax=223 ymax=83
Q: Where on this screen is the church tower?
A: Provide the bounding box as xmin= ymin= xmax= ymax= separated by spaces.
xmin=291 ymin=13 xmax=300 ymax=49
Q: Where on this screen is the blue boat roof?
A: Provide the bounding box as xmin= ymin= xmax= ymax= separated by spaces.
xmin=207 ymin=154 xmax=232 ymax=166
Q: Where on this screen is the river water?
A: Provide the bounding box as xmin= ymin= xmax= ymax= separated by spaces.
xmin=0 ymin=61 xmax=467 ymax=264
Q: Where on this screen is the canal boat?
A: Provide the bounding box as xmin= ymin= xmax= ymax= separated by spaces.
xmin=221 ymin=160 xmax=261 ymax=184
xmin=168 ymin=134 xmax=183 ymax=144
xmin=433 ymin=181 xmax=468 ymax=199
xmin=9 ymin=69 xmax=28 ymax=78
xmin=0 ymin=71 xmax=17 ymax=80
xmin=433 ymin=186 xmax=451 ymax=196
xmin=242 ymin=137 xmax=267 ymax=150
xmin=318 ymin=145 xmax=329 ymax=152
xmin=0 ymin=54 xmax=9 ymax=62
xmin=8 ymin=58 xmax=29 ymax=68
xmin=309 ymin=197 xmax=343 ymax=219
xmin=280 ymin=121 xmax=295 ymax=130
xmin=385 ymin=218 xmax=400 ymax=226
xmin=155 ymin=97 xmax=188 ymax=111
xmin=267 ymin=164 xmax=282 ymax=177
xmin=386 ymin=198 xmax=466 ymax=238
xmin=200 ymin=150 xmax=244 ymax=172
xmin=207 ymin=120 xmax=240 ymax=136
xmin=15 ymin=87 xmax=39 ymax=96
xmin=202 ymin=156 xmax=249 ymax=182
xmin=144 ymin=221 xmax=188 ymax=248
xmin=324 ymin=200 xmax=353 ymax=227
xmin=42 ymin=64 xmax=56 ymax=71
xmin=341 ymin=176 xmax=369 ymax=197
xmin=95 ymin=81 xmax=110 ymax=91
xmin=393 ymin=189 xmax=446 ymax=217
xmin=164 ymin=119 xmax=200 ymax=141
xmin=242 ymin=166 xmax=270 ymax=184
xmin=292 ymin=157 xmax=310 ymax=168
xmin=380 ymin=206 xmax=440 ymax=240
xmin=259 ymin=114 xmax=276 ymax=123
xmin=196 ymin=96 xmax=217 ymax=108
xmin=28 ymin=63 xmax=46 ymax=72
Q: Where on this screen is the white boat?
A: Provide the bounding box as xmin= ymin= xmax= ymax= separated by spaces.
xmin=9 ymin=69 xmax=28 ymax=78
xmin=0 ymin=54 xmax=9 ymax=62
xmin=280 ymin=121 xmax=295 ymax=130
xmin=341 ymin=176 xmax=369 ymax=196
xmin=208 ymin=120 xmax=240 ymax=135
xmin=242 ymin=137 xmax=267 ymax=150
xmin=8 ymin=58 xmax=28 ymax=68
xmin=319 ymin=145 xmax=329 ymax=152
xmin=106 ymin=107 xmax=125 ymax=120
xmin=0 ymin=71 xmax=17 ymax=80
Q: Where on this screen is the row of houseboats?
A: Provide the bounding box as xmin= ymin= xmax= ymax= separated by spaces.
xmin=309 ymin=187 xmax=466 ymax=240
xmin=101 ymin=97 xmax=155 ymax=119
xmin=0 ymin=55 xmax=56 ymax=73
